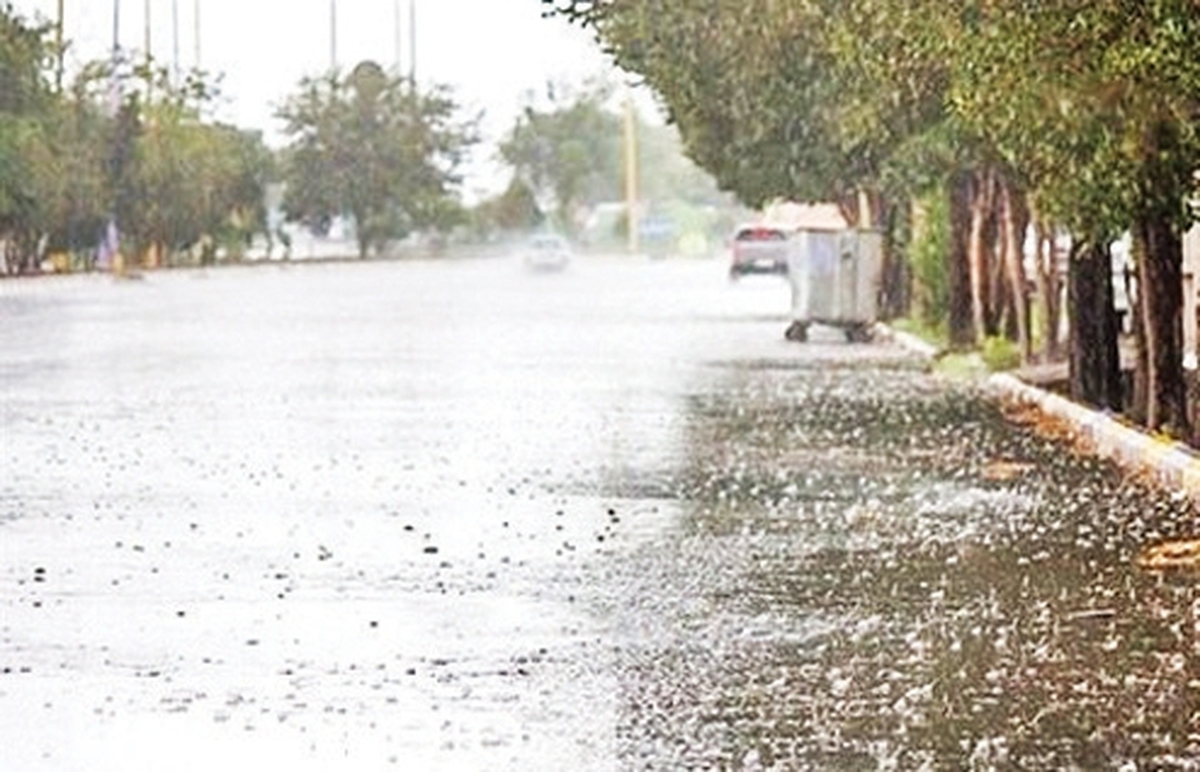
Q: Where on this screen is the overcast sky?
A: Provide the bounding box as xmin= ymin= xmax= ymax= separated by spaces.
xmin=13 ymin=0 xmax=618 ymax=196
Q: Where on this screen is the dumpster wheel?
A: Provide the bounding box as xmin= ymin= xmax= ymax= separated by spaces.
xmin=784 ymin=321 xmax=809 ymax=342
xmin=844 ymin=324 xmax=874 ymax=343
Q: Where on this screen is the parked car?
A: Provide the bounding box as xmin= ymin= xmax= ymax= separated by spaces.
xmin=522 ymin=233 xmax=572 ymax=272
xmin=729 ymin=224 xmax=790 ymax=278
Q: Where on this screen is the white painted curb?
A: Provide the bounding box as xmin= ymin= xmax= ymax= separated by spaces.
xmin=877 ymin=323 xmax=1200 ymax=497
xmin=985 ymin=373 xmax=1200 ymax=497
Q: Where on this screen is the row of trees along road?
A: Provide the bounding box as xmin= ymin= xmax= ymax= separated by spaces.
xmin=549 ymin=0 xmax=1200 ymax=444
xmin=0 ymin=6 xmax=476 ymax=270
xmin=0 ymin=7 xmax=271 ymax=272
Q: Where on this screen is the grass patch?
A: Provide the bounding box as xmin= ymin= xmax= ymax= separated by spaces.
xmin=981 ymin=336 xmax=1022 ymax=372
xmin=890 ymin=317 xmax=948 ymax=349
xmin=933 ymin=351 xmax=988 ymax=379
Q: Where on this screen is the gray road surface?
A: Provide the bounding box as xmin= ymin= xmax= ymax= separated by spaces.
xmin=2 ymin=256 xmax=1198 ymax=770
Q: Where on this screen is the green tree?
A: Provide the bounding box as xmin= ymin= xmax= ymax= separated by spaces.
xmin=549 ymin=0 xmax=933 ymax=314
xmin=36 ymin=67 xmax=112 ymax=260
xmin=65 ymin=59 xmax=274 ymax=268
xmin=551 ymin=0 xmax=1200 ymax=439
xmin=0 ymin=3 xmax=54 ymax=273
xmin=498 ymin=80 xmax=622 ymax=234
xmin=949 ymin=0 xmax=1200 ymax=434
xmin=278 ymin=61 xmax=476 ymax=259
xmin=471 ymin=178 xmax=544 ymax=237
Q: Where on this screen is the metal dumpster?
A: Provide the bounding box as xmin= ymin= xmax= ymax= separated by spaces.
xmin=785 ymin=228 xmax=884 ymax=342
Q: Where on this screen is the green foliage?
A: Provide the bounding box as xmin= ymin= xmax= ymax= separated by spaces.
xmin=492 ymin=75 xmax=733 ymax=247
xmin=890 ymin=317 xmax=946 ymax=349
xmin=0 ymin=4 xmax=51 ymax=114
xmin=981 ymin=336 xmax=1021 ymax=372
xmin=498 ymin=80 xmax=621 ymax=233
xmin=547 ymin=0 xmax=947 ymax=211
xmin=278 ymin=62 xmax=477 ymax=258
xmin=472 ymin=178 xmax=544 ymax=236
xmin=550 ymin=0 xmax=1200 ymax=242
xmin=933 ymin=351 xmax=988 ymax=380
xmin=910 ymin=190 xmax=950 ymax=328
xmin=0 ymin=3 xmax=274 ymax=271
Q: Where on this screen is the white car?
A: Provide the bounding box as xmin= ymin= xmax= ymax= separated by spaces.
xmin=522 ymin=233 xmax=572 ymax=272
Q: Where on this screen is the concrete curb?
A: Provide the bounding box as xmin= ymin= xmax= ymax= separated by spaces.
xmin=871 ymin=323 xmax=941 ymax=359
xmin=877 ymin=323 xmax=1200 ymax=498
xmin=984 ymin=373 xmax=1200 ymax=497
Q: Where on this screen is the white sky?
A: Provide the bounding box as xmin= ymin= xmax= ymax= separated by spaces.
xmin=12 ymin=0 xmax=619 ymax=197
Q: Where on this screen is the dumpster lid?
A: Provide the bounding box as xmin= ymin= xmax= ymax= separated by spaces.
xmin=762 ymin=201 xmax=848 ymax=232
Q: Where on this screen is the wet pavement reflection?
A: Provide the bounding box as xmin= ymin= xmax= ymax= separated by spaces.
xmin=1 ymin=257 xmax=1197 ymax=769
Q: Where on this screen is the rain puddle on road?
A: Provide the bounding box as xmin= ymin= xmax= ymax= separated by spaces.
xmin=0 ymin=259 xmax=783 ymax=770
xmin=3 ymin=263 xmax=1199 ymax=769
xmin=598 ymin=354 xmax=1200 ymax=769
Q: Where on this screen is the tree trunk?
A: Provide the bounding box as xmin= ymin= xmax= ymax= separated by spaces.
xmin=879 ymin=197 xmax=909 ymax=320
xmin=967 ymin=171 xmax=990 ymax=345
xmin=948 ymin=173 xmax=975 ymax=348
xmin=1133 ymin=210 xmax=1189 ymax=438
xmin=862 ymin=190 xmax=905 ymax=321
xmin=837 ymin=191 xmax=861 ymax=229
xmin=984 ymin=187 xmax=1005 ymax=336
xmin=0 ymin=235 xmax=12 ymax=275
xmin=1033 ymin=219 xmax=1064 ymax=362
xmin=999 ymin=179 xmax=1031 ymax=363
xmin=1068 ymin=241 xmax=1122 ymax=411
xmin=353 ymin=205 xmax=371 ymax=259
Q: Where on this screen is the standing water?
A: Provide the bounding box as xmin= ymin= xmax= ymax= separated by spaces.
xmin=1 ymin=257 xmax=1197 ymax=769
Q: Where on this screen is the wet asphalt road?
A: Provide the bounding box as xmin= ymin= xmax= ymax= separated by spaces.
xmin=2 ymin=255 xmax=1199 ymax=770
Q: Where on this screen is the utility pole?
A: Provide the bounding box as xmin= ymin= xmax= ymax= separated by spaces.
xmin=408 ymin=0 xmax=416 ymax=86
xmin=172 ymin=0 xmax=180 ymax=79
xmin=144 ymin=0 xmax=151 ymax=59
xmin=110 ymin=0 xmax=121 ymax=113
xmin=108 ymin=0 xmax=124 ymax=275
xmin=624 ymin=92 xmax=640 ymax=256
xmin=193 ymin=0 xmax=200 ymax=69
xmin=394 ymin=0 xmax=401 ymax=74
xmin=330 ymin=0 xmax=338 ymax=72
xmin=143 ymin=0 xmax=152 ymax=96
